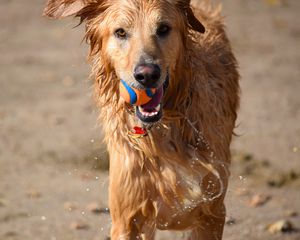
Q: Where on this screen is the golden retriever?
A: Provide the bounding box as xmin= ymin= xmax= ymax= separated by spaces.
xmin=44 ymin=0 xmax=239 ymax=239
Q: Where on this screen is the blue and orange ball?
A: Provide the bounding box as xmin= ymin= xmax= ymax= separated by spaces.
xmin=119 ymin=79 xmax=156 ymax=106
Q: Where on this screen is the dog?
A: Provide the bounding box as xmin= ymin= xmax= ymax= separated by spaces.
xmin=44 ymin=0 xmax=239 ymax=239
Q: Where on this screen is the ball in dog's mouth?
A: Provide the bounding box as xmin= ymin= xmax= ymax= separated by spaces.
xmin=136 ymin=86 xmax=163 ymax=123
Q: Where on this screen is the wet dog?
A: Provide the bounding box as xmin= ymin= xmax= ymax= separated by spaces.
xmin=44 ymin=0 xmax=239 ymax=239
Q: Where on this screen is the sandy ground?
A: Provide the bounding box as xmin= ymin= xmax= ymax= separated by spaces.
xmin=0 ymin=0 xmax=300 ymax=239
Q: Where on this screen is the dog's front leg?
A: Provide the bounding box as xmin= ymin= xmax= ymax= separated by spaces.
xmin=109 ymin=189 xmax=156 ymax=240
xmin=109 ymin=186 xmax=142 ymax=240
xmin=110 ymin=222 xmax=140 ymax=240
xmin=110 ymin=222 xmax=155 ymax=240
xmin=109 ymin=172 xmax=141 ymax=239
xmin=109 ymin=199 xmax=156 ymax=240
xmin=108 ymin=152 xmax=155 ymax=240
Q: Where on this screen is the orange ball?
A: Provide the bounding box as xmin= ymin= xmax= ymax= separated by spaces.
xmin=119 ymin=80 xmax=156 ymax=106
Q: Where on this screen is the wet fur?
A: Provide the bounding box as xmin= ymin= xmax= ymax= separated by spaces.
xmin=44 ymin=0 xmax=239 ymax=239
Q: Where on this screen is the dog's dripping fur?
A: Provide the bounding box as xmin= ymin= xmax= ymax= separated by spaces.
xmin=44 ymin=0 xmax=239 ymax=238
xmin=79 ymin=1 xmax=239 ymax=217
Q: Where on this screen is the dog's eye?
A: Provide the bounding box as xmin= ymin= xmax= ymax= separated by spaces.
xmin=156 ymin=24 xmax=171 ymax=38
xmin=115 ymin=28 xmax=127 ymax=39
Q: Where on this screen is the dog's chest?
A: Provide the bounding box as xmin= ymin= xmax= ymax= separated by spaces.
xmin=146 ymin=161 xmax=207 ymax=229
xmin=144 ymin=128 xmax=208 ymax=209
xmin=124 ymin=124 xmax=217 ymax=222
xmin=160 ymin=162 xmax=205 ymax=205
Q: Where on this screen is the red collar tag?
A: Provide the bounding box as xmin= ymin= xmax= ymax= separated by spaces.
xmin=128 ymin=126 xmax=148 ymax=138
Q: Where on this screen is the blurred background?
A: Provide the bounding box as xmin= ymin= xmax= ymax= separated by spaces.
xmin=0 ymin=0 xmax=299 ymax=239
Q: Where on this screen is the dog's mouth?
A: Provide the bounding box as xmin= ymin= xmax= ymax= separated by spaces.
xmin=135 ymin=74 xmax=169 ymax=124
xmin=136 ymin=86 xmax=163 ymax=123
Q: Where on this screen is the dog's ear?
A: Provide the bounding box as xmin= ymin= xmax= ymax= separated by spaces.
xmin=185 ymin=7 xmax=205 ymax=33
xmin=175 ymin=0 xmax=205 ymax=33
xmin=43 ymin=0 xmax=87 ymax=19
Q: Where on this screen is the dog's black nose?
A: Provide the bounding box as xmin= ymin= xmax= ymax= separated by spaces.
xmin=134 ymin=64 xmax=161 ymax=88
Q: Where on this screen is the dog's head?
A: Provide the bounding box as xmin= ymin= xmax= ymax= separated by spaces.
xmin=44 ymin=0 xmax=205 ymax=124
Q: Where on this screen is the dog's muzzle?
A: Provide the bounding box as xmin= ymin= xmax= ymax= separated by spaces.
xmin=135 ymin=74 xmax=169 ymax=124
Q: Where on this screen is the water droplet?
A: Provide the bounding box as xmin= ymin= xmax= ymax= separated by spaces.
xmin=90 ymin=139 xmax=95 ymax=143
xmin=41 ymin=216 xmax=46 ymax=221
xmin=86 ymin=188 xmax=90 ymax=192
xmin=239 ymin=175 xmax=246 ymax=181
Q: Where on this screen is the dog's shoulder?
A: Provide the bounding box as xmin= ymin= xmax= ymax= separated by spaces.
xmin=190 ymin=3 xmax=237 ymax=73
